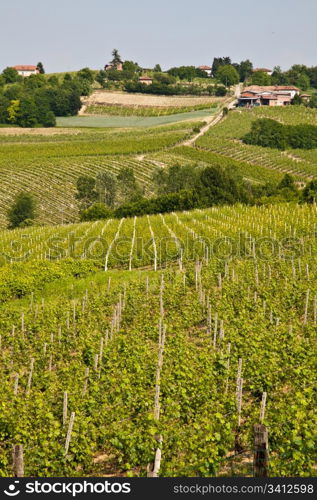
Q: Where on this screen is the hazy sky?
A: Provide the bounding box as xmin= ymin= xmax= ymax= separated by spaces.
xmin=1 ymin=0 xmax=316 ymax=73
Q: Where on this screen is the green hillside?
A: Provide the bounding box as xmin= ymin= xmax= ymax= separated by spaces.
xmin=0 ymin=203 xmax=316 ymax=476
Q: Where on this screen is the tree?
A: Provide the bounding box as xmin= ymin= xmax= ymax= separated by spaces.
xmin=212 ymin=57 xmax=232 ymax=77
xmin=243 ymin=118 xmax=287 ymax=150
xmin=96 ymin=70 xmax=107 ymax=87
xmin=111 ymin=49 xmax=122 ymax=66
xmin=251 ymin=71 xmax=271 ymax=86
xmin=292 ymin=94 xmax=303 ymax=106
xmin=17 ymin=95 xmax=38 ymax=127
xmin=308 ymin=95 xmax=317 ymax=108
xmin=80 ymin=203 xmax=113 ymax=221
xmin=117 ymin=167 xmax=143 ymax=203
xmin=238 ymin=60 xmax=253 ymax=82
xmin=271 ymin=66 xmax=289 ymax=85
xmin=7 ymin=100 xmax=20 ymax=124
xmin=77 ymin=67 xmax=94 ymax=83
xmin=277 ymin=174 xmax=296 ymax=192
xmin=75 ymin=176 xmax=98 ymax=209
xmin=96 ymin=171 xmax=117 ymax=207
xmin=42 ymin=111 xmax=56 ymax=127
xmin=37 ymin=62 xmax=45 ymax=74
xmin=154 ymin=64 xmax=162 ymax=72
xmin=297 ymin=74 xmax=310 ymax=91
xmin=2 ymin=67 xmax=20 ymax=84
xmin=153 ymin=164 xmax=199 ymax=195
xmin=302 ymin=180 xmax=317 ymax=204
xmin=217 ymin=65 xmax=239 ymax=87
xmin=7 ymin=192 xmax=36 ymax=229
xmin=123 ymin=61 xmax=140 ymax=72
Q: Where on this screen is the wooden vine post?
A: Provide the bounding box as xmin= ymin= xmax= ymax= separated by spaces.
xmin=12 ymin=445 xmax=24 ymax=477
xmin=253 ymin=424 xmax=269 ymax=477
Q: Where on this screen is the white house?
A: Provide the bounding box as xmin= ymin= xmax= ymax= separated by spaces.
xmin=198 ymin=65 xmax=212 ymax=77
xmin=13 ymin=65 xmax=39 ymax=77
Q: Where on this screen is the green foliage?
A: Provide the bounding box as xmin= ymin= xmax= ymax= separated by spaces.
xmin=2 ymin=67 xmax=21 ymax=84
xmin=75 ymin=176 xmax=98 ymax=209
xmin=37 ymin=62 xmax=45 ymax=74
xmin=251 ymin=71 xmax=271 ymax=86
xmin=96 ymin=171 xmax=117 ymax=208
xmin=153 ymin=164 xmax=199 ymax=195
xmin=0 ymin=67 xmax=89 ymax=127
xmin=238 ymin=60 xmax=253 ymax=82
xmin=243 ymin=118 xmax=287 ymax=150
xmin=308 ymin=95 xmax=317 ymax=108
xmin=243 ymin=118 xmax=317 ymax=150
xmin=6 ymin=192 xmax=36 ymax=229
xmin=302 ymin=180 xmax=317 ymax=203
xmin=80 ymin=203 xmax=113 ymax=221
xmin=117 ymin=167 xmax=143 ymax=203
xmin=217 ymin=65 xmax=239 ymax=87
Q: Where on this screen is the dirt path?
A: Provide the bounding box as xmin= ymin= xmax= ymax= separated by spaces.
xmin=182 ymin=84 xmax=241 ymax=147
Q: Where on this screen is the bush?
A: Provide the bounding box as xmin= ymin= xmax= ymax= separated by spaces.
xmin=80 ymin=203 xmax=113 ymax=221
xmin=243 ymin=119 xmax=317 ymax=150
xmin=7 ymin=192 xmax=36 ymax=229
xmin=302 ymin=180 xmax=317 ymax=203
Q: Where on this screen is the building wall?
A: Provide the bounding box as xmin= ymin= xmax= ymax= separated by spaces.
xmin=17 ymin=70 xmax=38 ymax=77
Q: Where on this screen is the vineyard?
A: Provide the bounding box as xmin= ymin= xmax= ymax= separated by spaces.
xmin=0 ymin=123 xmax=196 ymax=228
xmin=195 ymin=107 xmax=317 ymax=180
xmin=0 ymin=203 xmax=316 ymax=477
xmin=1 ymin=104 xmax=316 ymax=230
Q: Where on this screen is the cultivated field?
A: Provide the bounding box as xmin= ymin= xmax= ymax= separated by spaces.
xmin=0 ymin=123 xmax=196 ymax=228
xmin=196 ymin=107 xmax=317 ymax=179
xmin=0 ymin=203 xmax=316 ymax=476
xmin=84 ymin=90 xmax=226 ymax=108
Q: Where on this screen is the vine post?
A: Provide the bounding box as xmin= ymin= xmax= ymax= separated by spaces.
xmin=253 ymin=424 xmax=269 ymax=477
xmin=12 ymin=445 xmax=24 ymax=477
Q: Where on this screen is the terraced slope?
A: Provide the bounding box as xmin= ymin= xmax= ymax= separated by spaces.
xmin=195 ymin=107 xmax=317 ymax=179
xmin=0 ymin=123 xmax=194 ymax=228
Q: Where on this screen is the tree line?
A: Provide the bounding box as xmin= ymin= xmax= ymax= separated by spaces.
xmin=0 ymin=66 xmax=95 ymax=127
xmin=6 ymin=167 xmax=317 ymax=229
xmin=75 ymin=164 xmax=317 ymax=221
xmin=243 ymin=119 xmax=317 ymax=150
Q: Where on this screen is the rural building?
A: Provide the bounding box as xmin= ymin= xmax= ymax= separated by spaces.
xmin=300 ymin=94 xmax=311 ymax=103
xmin=238 ymin=85 xmax=300 ymax=107
xmin=253 ymin=68 xmax=273 ymax=76
xmin=105 ymin=62 xmax=123 ymax=71
xmin=13 ymin=65 xmax=39 ymax=77
xmin=139 ymin=76 xmax=153 ymax=85
xmin=198 ymin=65 xmax=212 ymax=77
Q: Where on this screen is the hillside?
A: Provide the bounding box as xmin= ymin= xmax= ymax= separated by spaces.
xmin=0 ymin=203 xmax=316 ymax=476
xmin=1 ymin=105 xmax=317 ymax=228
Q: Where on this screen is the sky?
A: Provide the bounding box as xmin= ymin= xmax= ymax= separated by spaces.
xmin=1 ymin=0 xmax=316 ymax=73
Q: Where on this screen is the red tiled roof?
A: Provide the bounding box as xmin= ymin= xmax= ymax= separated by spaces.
xmin=240 ymin=92 xmax=260 ymax=98
xmin=245 ymin=85 xmax=299 ymax=92
xmin=139 ymin=76 xmax=152 ymax=80
xmin=261 ymin=94 xmax=277 ymax=100
xmin=198 ymin=66 xmax=212 ymax=70
xmin=13 ymin=65 xmax=38 ymax=71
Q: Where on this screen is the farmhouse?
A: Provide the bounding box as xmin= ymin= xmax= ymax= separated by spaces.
xmin=238 ymin=85 xmax=300 ymax=107
xmin=139 ymin=76 xmax=153 ymax=86
xmin=198 ymin=65 xmax=212 ymax=77
xmin=13 ymin=65 xmax=39 ymax=77
xmin=104 ymin=62 xmax=123 ymax=71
